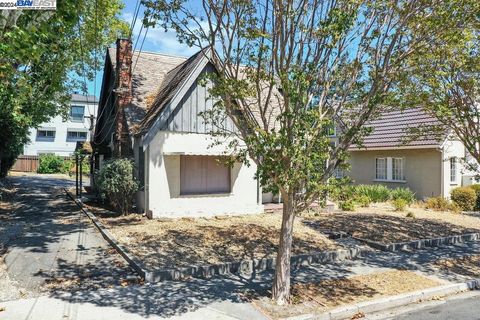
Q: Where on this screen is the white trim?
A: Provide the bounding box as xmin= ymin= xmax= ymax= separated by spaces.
xmin=373 ymin=179 xmax=407 ymax=183
xmin=142 ymin=48 xmax=212 ymax=150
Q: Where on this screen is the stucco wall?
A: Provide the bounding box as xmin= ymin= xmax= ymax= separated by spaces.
xmin=349 ymin=148 xmax=442 ymax=199
xmin=144 ymin=131 xmax=263 ymax=218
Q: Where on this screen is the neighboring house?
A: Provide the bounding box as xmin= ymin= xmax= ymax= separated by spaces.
xmin=23 ymin=94 xmax=98 ymax=156
xmin=93 ymin=39 xmax=263 ymax=218
xmin=348 ymin=108 xmax=477 ymax=199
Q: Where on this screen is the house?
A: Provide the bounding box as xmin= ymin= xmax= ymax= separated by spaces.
xmin=23 ymin=94 xmax=98 ymax=156
xmin=348 ymin=108 xmax=478 ymax=199
xmin=93 ymin=39 xmax=263 ymax=218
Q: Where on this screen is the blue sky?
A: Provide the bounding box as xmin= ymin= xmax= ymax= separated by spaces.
xmin=86 ymin=0 xmax=199 ymax=97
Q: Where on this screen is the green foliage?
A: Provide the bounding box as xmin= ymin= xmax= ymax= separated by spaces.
xmin=340 ymin=199 xmax=355 ymax=212
xmin=468 ymin=185 xmax=480 ymax=211
xmin=450 ymin=187 xmax=476 ymax=211
xmin=0 ymin=1 xmax=128 ymax=176
xmin=392 ymin=198 xmax=408 ymax=211
xmin=38 ymin=154 xmax=65 ymax=174
xmin=62 ymin=158 xmax=90 ymax=176
xmin=330 ymin=184 xmax=356 ymax=202
xmin=355 ymin=184 xmax=391 ymax=203
xmin=354 ymin=195 xmax=371 ymax=208
xmin=96 ymin=159 xmax=139 ymax=215
xmin=390 ymin=188 xmax=415 ymax=205
xmin=425 ymin=197 xmax=450 ymax=211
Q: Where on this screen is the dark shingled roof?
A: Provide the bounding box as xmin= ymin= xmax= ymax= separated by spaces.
xmin=107 ymin=48 xmax=187 ymax=130
xmin=137 ymin=49 xmax=208 ymax=134
xmin=351 ymin=108 xmax=445 ymax=150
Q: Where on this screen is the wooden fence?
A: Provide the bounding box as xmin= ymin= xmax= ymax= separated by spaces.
xmin=11 ymin=155 xmax=40 ymax=172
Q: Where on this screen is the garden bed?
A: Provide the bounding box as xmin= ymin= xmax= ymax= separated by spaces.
xmin=303 ymin=205 xmax=480 ymax=244
xmin=433 ymin=255 xmax=480 ymax=279
xmin=252 ymin=270 xmax=441 ymax=319
xmin=85 ymin=204 xmax=339 ymax=269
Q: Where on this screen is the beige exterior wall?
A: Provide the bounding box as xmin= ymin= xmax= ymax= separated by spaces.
xmin=143 ymin=131 xmax=263 ymax=218
xmin=349 ymin=148 xmax=443 ymax=199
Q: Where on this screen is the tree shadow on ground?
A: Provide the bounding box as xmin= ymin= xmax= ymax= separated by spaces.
xmin=303 ymin=213 xmax=480 ymax=243
xmin=121 ymin=223 xmax=334 ymax=269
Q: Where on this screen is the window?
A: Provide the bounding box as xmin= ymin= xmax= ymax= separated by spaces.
xmin=392 ymin=158 xmax=405 ymax=181
xmin=450 ymin=157 xmax=457 ymax=183
xmin=70 ymin=105 xmax=85 ymax=122
xmin=375 ymin=158 xmax=387 ymax=180
xmin=67 ymin=130 xmax=87 ymax=140
xmin=180 ymin=155 xmax=231 ymax=195
xmin=37 ymin=129 xmax=55 ymax=140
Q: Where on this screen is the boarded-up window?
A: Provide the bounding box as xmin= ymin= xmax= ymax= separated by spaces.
xmin=180 ymin=155 xmax=231 ymax=195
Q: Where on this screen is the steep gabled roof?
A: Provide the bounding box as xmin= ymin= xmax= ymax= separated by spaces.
xmin=106 ymin=48 xmax=187 ymax=129
xmin=136 ymin=49 xmax=208 ymax=135
xmin=350 ymin=108 xmax=446 ymax=150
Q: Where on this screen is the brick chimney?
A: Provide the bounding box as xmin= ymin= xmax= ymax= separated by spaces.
xmin=114 ymin=38 xmax=132 ymax=157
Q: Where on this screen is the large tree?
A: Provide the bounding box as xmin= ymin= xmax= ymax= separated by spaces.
xmin=142 ymin=0 xmax=477 ymax=304
xmin=0 ymin=1 xmax=128 ymax=176
xmin=399 ymin=1 xmax=480 ymax=172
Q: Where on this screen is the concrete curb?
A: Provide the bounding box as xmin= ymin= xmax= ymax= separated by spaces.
xmin=282 ymin=279 xmax=480 ymax=320
xmin=353 ymin=233 xmax=480 ymax=252
xmin=64 ymin=189 xmax=370 ymax=282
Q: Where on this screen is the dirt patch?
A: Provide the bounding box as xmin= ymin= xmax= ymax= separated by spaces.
xmin=433 ymin=255 xmax=480 ymax=279
xmin=92 ymin=209 xmax=338 ymax=269
xmin=303 ymin=204 xmax=480 ymax=243
xmin=253 ymin=270 xmax=441 ymax=319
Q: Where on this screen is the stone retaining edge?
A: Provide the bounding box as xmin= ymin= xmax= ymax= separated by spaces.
xmin=282 ymin=279 xmax=480 ymax=320
xmin=64 ymin=189 xmax=370 ymax=282
xmin=353 ymin=233 xmax=480 ymax=252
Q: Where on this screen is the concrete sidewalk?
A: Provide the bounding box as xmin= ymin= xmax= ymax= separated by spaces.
xmin=1 ymin=174 xmax=136 ymax=300
xmin=0 ymin=293 xmax=264 ymax=320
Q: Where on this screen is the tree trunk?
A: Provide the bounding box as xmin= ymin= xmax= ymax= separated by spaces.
xmin=272 ymin=192 xmax=295 ymax=305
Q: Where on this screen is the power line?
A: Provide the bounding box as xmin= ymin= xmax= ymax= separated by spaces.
xmin=129 ymin=0 xmax=141 ymax=39
xmin=133 ymin=22 xmax=149 ymax=73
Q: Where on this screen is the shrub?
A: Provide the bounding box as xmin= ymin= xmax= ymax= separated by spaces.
xmin=38 ymin=154 xmax=65 ymax=174
xmin=96 ymin=159 xmax=139 ymax=215
xmin=447 ymin=202 xmax=462 ymax=214
xmin=330 ymin=185 xmax=357 ymax=202
xmin=393 ymin=198 xmax=408 ymax=211
xmin=355 ymin=184 xmax=391 ymax=203
xmin=406 ymin=211 xmax=415 ymax=218
xmin=355 ymin=195 xmax=372 ymax=207
xmin=62 ymin=159 xmax=90 ymax=176
xmin=450 ymin=187 xmax=476 ymax=211
xmin=425 ymin=197 xmax=449 ymax=211
xmin=390 ymin=187 xmax=415 ymax=205
xmin=468 ymin=184 xmax=480 ymax=211
xmin=340 ymin=199 xmax=356 ymax=211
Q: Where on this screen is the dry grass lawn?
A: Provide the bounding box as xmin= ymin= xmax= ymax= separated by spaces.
xmin=253 ymin=270 xmax=441 ymax=319
xmin=433 ymin=255 xmax=480 ymax=279
xmin=92 ymin=209 xmax=339 ymax=269
xmin=303 ymin=203 xmax=480 ymax=243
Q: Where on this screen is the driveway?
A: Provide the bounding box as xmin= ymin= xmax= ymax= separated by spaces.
xmin=0 ymin=173 xmax=138 ymax=301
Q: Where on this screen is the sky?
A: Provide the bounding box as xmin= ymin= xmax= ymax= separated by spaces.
xmin=86 ymin=0 xmax=200 ymax=98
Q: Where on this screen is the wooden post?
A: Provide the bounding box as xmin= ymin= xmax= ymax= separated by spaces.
xmin=75 ymin=154 xmax=79 ymax=197
xmin=79 ymin=155 xmax=83 ymax=200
